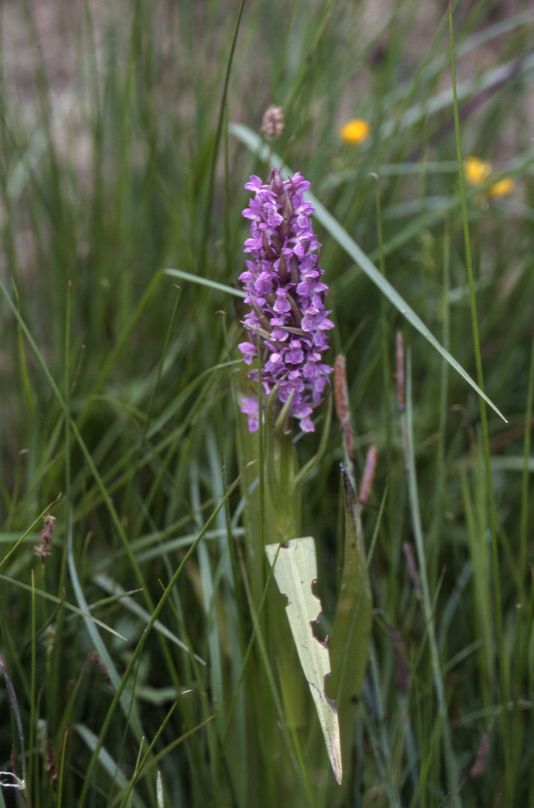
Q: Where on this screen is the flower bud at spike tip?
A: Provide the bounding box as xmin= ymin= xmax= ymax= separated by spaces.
xmin=239 ymin=170 xmax=334 ymax=433
xmin=261 ymin=105 xmax=285 ymax=139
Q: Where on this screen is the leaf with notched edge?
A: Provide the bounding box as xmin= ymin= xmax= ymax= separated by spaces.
xmin=265 ymin=537 xmax=343 ymax=785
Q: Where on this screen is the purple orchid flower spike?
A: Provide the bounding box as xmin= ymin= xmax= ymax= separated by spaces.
xmin=238 ymin=169 xmax=334 ymax=433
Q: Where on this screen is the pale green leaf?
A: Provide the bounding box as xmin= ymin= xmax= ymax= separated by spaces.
xmin=265 ymin=537 xmax=342 ymax=784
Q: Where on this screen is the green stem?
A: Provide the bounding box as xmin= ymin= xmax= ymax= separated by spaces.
xmin=448 ymin=0 xmax=506 ymax=712
xmin=265 ymin=430 xmax=301 ymax=542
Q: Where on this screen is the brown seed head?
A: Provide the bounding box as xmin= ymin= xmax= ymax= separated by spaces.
xmin=261 ymin=105 xmax=285 ymax=139
xmin=359 ymin=446 xmax=378 ymax=506
xmin=334 ymin=355 xmax=349 ymax=424
xmin=35 ymin=515 xmax=56 ymax=561
xmin=334 ymin=355 xmax=354 ymax=460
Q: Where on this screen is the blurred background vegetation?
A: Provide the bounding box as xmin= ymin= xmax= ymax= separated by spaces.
xmin=0 ymin=1 xmax=533 ymax=805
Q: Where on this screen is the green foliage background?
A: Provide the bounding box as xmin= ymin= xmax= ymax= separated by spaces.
xmin=0 ymin=1 xmax=533 ymax=805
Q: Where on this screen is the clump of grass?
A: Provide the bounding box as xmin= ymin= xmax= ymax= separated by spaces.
xmin=0 ymin=1 xmax=533 ymax=806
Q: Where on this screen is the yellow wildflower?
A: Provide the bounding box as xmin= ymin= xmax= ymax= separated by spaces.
xmin=340 ymin=118 xmax=370 ymax=145
xmin=463 ymin=156 xmax=491 ymax=185
xmin=488 ymin=177 xmax=515 ymax=198
xmin=463 ymin=156 xmax=515 ymax=200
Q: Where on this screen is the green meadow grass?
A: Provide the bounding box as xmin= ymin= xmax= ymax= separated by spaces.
xmin=0 ymin=1 xmax=533 ymax=805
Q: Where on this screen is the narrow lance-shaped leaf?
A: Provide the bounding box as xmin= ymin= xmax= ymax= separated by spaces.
xmin=328 ymin=469 xmax=373 ymax=770
xmin=265 ymin=537 xmax=343 ymax=785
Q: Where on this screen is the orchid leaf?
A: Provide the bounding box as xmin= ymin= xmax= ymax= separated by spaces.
xmin=265 ymin=537 xmax=343 ymax=785
xmin=328 ymin=471 xmax=372 ymax=771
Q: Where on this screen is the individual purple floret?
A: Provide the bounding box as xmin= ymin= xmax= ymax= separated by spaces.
xmin=238 ymin=169 xmax=334 ymax=433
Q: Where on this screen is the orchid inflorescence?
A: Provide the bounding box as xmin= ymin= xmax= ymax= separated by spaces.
xmin=238 ymin=169 xmax=333 ymax=433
